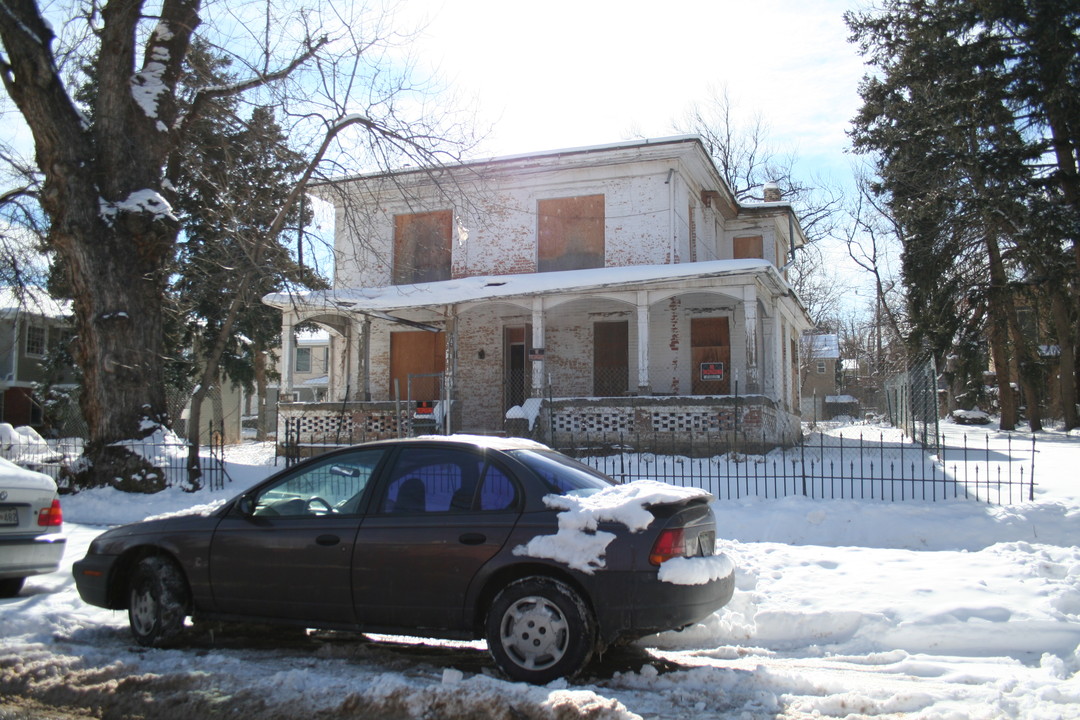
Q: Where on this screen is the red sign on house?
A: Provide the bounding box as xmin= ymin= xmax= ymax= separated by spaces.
xmin=700 ymin=361 xmax=725 ymax=382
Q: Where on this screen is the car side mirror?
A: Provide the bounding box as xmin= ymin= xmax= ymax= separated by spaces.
xmin=235 ymin=494 xmax=256 ymax=517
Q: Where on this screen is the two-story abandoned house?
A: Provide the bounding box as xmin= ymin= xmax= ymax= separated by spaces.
xmin=265 ymin=136 xmax=813 ymax=451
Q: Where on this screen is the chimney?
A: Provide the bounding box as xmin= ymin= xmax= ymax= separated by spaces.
xmin=763 ymin=182 xmax=781 ymax=203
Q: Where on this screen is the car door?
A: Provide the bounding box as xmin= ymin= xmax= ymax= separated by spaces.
xmin=351 ymin=445 xmax=521 ymax=631
xmin=208 ymin=447 xmax=386 ymax=624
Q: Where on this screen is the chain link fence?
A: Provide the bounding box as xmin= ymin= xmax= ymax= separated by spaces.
xmin=883 ymin=354 xmax=940 ymax=451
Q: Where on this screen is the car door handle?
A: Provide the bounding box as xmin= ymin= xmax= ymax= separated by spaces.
xmin=459 ymin=533 xmax=486 ymax=545
xmin=316 ymin=534 xmax=340 ymax=546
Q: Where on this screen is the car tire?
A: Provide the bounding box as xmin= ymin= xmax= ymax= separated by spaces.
xmin=485 ymin=576 xmax=596 ymax=684
xmin=0 ymin=577 xmax=25 ymax=598
xmin=128 ymin=556 xmax=189 ymax=647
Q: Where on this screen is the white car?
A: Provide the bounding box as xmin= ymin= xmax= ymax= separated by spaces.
xmin=0 ymin=457 xmax=65 ymax=597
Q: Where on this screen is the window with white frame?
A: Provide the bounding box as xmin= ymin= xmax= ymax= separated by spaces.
xmin=26 ymin=324 xmax=47 ymax=357
xmin=296 ymin=347 xmax=312 ymax=373
xmin=816 ymin=360 xmax=827 ymax=374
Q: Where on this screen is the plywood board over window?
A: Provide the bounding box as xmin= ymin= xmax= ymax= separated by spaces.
xmin=733 ymin=235 xmax=764 ymax=260
xmin=691 ymin=317 xmax=731 ymax=395
xmin=394 ymin=210 xmax=453 ymax=285
xmin=390 ymin=331 xmax=445 ymax=402
xmin=537 ymin=194 xmax=604 ymax=272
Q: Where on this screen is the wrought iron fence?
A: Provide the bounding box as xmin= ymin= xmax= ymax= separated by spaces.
xmin=0 ymin=423 xmax=231 ymax=493
xmin=558 ymin=427 xmax=1035 ymax=504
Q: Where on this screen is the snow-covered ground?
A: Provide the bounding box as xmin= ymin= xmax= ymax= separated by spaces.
xmin=2 ymin=421 xmax=1079 ymax=719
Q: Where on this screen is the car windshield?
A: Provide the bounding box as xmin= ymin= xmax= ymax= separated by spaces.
xmin=507 ymin=449 xmax=613 ymax=497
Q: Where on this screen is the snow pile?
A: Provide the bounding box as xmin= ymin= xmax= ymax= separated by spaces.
xmin=513 ymin=480 xmax=710 ymax=573
xmin=3 ymin=423 xmax=1080 ymax=719
xmin=657 ymin=554 xmax=734 ymax=586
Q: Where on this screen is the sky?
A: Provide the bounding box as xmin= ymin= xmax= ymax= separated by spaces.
xmin=393 ymin=0 xmax=883 ymax=308
xmin=401 ymin=0 xmax=870 ymax=181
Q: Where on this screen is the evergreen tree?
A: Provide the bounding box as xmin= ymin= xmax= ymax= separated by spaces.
xmin=170 ymin=44 xmax=327 ymax=487
xmin=847 ymin=0 xmax=1077 ymax=429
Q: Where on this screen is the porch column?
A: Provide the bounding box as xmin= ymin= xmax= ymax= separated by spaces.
xmin=743 ymin=286 xmax=759 ymax=393
xmin=348 ymin=318 xmax=364 ymax=400
xmin=444 ymin=309 xmax=457 ymax=434
xmin=361 ymin=317 xmax=372 ymax=401
xmin=281 ymin=312 xmax=296 ymax=398
xmin=636 ymin=291 xmax=651 ymax=394
xmin=531 ymin=297 xmax=545 ymax=396
xmin=763 ymin=312 xmax=780 ymax=402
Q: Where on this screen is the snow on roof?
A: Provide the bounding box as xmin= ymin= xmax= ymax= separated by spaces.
xmin=0 ymin=286 xmax=72 ymax=319
xmin=825 ymin=395 xmax=858 ymax=404
xmin=804 ymin=333 xmax=840 ymax=358
xmin=296 ymin=330 xmax=329 ymax=345
xmin=265 ymin=259 xmax=775 ymax=314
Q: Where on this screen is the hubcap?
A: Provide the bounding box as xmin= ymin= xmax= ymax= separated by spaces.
xmin=499 ymin=595 xmax=569 ymax=670
xmin=130 ymin=587 xmax=157 ymax=637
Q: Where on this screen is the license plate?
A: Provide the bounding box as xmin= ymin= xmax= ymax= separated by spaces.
xmin=0 ymin=507 xmax=17 ymax=526
xmin=698 ymin=531 xmax=715 ymax=556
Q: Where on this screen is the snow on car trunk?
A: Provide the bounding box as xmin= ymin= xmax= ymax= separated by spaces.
xmin=513 ymin=480 xmax=714 ymax=573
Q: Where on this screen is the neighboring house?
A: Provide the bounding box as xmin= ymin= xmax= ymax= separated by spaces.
xmin=800 ymin=333 xmax=857 ymax=421
xmin=265 ymin=136 xmax=813 ymax=450
xmin=291 ymin=331 xmax=331 ymax=403
xmin=0 ymin=287 xmax=75 ymax=430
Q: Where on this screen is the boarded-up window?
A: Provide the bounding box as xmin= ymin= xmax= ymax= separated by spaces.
xmin=537 ymin=195 xmax=604 ymax=272
xmin=394 ymin=210 xmax=453 ymax=285
xmin=593 ymin=321 xmax=628 ymax=397
xmin=691 ymin=317 xmax=731 ymax=395
xmin=733 ymin=235 xmax=764 ymax=260
xmin=390 ymin=331 xmax=445 ymax=402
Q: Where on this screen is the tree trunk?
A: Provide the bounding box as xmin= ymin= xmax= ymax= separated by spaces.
xmin=1050 ymin=293 xmax=1078 ymax=430
xmin=185 ymin=380 xmax=209 ymax=491
xmin=254 ymin=346 xmax=269 ymax=442
xmin=0 ymin=0 xmax=199 ymax=491
xmin=985 ymin=236 xmax=1017 ymax=431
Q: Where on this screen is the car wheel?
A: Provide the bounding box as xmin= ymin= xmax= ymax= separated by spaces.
xmin=0 ymin=577 xmax=25 ymax=598
xmin=485 ymin=577 xmax=596 ymax=684
xmin=128 ymin=556 xmax=189 ymax=647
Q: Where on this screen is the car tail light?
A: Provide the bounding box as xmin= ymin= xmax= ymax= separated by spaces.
xmin=37 ymin=499 xmax=62 ymax=527
xmin=649 ymin=528 xmax=686 ymax=566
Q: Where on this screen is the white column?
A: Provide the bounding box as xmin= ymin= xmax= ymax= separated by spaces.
xmin=743 ymin=286 xmax=759 ymax=393
xmin=281 ymin=312 xmax=296 ymax=398
xmin=763 ymin=312 xmax=780 ymax=402
xmin=348 ymin=318 xmax=364 ymax=400
xmin=636 ymin=291 xmax=650 ymax=393
xmin=531 ymin=297 xmax=545 ymax=396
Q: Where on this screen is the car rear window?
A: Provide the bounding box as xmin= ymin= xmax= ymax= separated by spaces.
xmin=507 ymin=449 xmax=613 ymax=497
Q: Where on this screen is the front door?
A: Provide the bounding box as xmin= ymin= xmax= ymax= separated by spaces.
xmin=504 ymin=325 xmax=530 ymax=411
xmin=594 ymin=321 xmax=628 ymax=396
xmin=691 ymin=317 xmax=731 ymax=395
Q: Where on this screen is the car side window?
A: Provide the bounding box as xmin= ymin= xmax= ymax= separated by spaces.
xmin=479 ymin=465 xmax=517 ymax=511
xmin=252 ymin=448 xmax=384 ymax=517
xmin=380 ymin=448 xmax=518 ymax=514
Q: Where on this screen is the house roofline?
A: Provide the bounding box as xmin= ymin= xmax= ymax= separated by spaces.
xmin=310 ymin=134 xmax=809 ymax=249
xmin=264 ymin=259 xmax=806 ymax=319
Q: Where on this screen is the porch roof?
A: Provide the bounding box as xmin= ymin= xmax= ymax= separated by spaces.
xmin=264 ymin=259 xmax=789 ymax=316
